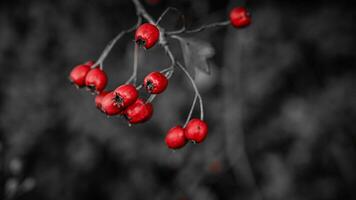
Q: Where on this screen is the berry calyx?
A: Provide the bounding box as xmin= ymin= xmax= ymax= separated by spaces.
xmin=100 ymin=92 xmax=122 ymax=116
xmin=69 ymin=61 xmax=94 ymax=87
xmin=165 ymin=126 xmax=187 ymax=149
xmin=143 ymin=71 xmax=168 ymax=94
xmin=124 ymin=98 xmax=153 ymax=124
xmin=135 ymin=23 xmax=160 ymax=49
xmin=113 ymin=84 xmax=139 ymax=109
xmin=229 ymin=7 xmax=251 ymax=28
xmin=95 ymin=91 xmax=110 ymax=111
xmin=85 ymin=68 xmax=108 ymax=93
xmin=184 ymin=119 xmax=208 ymax=143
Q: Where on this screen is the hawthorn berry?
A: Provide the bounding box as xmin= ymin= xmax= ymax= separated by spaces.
xmin=135 ymin=23 xmax=160 ymax=49
xmin=95 ymin=91 xmax=110 ymax=111
xmin=113 ymin=84 xmax=139 ymax=108
xmin=143 ymin=72 xmax=168 ymax=94
xmin=184 ymin=119 xmax=208 ymax=143
xmin=229 ymin=7 xmax=251 ymax=28
xmin=85 ymin=68 xmax=108 ymax=93
xmin=100 ymin=91 xmax=122 ymax=116
xmin=124 ymin=98 xmax=153 ymax=124
xmin=165 ymin=126 xmax=187 ymax=149
xmin=69 ymin=61 xmax=94 ymax=87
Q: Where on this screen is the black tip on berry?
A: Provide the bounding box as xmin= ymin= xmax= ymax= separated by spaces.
xmin=146 ymin=80 xmax=154 ymax=92
xmin=123 ymin=114 xmax=131 ymax=121
xmin=87 ymin=85 xmax=98 ymax=95
xmin=136 ymin=38 xmax=146 ymax=47
xmin=113 ymin=93 xmax=124 ymax=107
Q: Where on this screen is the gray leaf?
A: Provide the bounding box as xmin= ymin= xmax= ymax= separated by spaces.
xmin=176 ymin=36 xmax=215 ymax=78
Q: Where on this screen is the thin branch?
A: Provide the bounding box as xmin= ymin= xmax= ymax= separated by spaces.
xmin=146 ymin=94 xmax=156 ymax=103
xmin=167 ymin=20 xmax=230 ymax=35
xmin=91 ymin=16 xmax=142 ymax=70
xmin=156 ymin=7 xmax=179 ymax=25
xmin=125 ymin=43 xmax=139 ymax=85
xmin=183 ymin=94 xmax=198 ymax=127
xmin=156 ymin=7 xmax=186 ymax=33
xmin=177 ymin=62 xmax=204 ymax=120
xmin=132 ymin=0 xmax=155 ymax=24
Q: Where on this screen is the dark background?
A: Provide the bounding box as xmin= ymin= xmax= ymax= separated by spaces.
xmin=1 ymin=0 xmax=355 ymax=200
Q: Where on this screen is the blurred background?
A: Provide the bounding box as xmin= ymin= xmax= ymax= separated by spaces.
xmin=0 ymin=0 xmax=355 ymax=199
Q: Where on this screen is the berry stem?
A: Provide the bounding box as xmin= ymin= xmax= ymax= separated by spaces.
xmin=176 ymin=62 xmax=204 ymax=120
xmin=132 ymin=0 xmax=155 ymax=24
xmin=156 ymin=7 xmax=179 ymax=25
xmin=91 ymin=16 xmax=142 ymax=70
xmin=146 ymin=94 xmax=156 ymax=103
xmin=167 ymin=20 xmax=230 ymax=35
xmin=160 ymin=67 xmax=172 ymax=74
xmin=126 ymin=43 xmax=139 ymax=85
xmin=136 ymin=84 xmax=143 ymax=90
xmin=183 ymin=94 xmax=198 ymax=128
xmin=156 ymin=7 xmax=186 ymax=34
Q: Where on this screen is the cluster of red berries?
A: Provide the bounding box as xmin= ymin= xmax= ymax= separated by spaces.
xmin=69 ymin=4 xmax=251 ymax=149
xmin=165 ymin=119 xmax=208 ymax=149
xmin=69 ymin=23 xmax=165 ymax=120
xmin=69 ymin=60 xmax=168 ymax=123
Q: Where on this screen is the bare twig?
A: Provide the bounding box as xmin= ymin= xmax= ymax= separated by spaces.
xmin=91 ymin=16 xmax=142 ymax=70
xmin=156 ymin=7 xmax=186 ymax=33
xmin=184 ymin=94 xmax=198 ymax=127
xmin=177 ymin=62 xmax=204 ymax=120
xmin=167 ymin=20 xmax=230 ymax=35
xmin=125 ymin=43 xmax=139 ymax=85
xmin=132 ymin=0 xmax=155 ymax=24
xmin=156 ymin=7 xmax=179 ymax=25
xmin=146 ymin=94 xmax=156 ymax=103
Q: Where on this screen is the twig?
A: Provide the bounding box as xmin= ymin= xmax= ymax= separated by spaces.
xmin=184 ymin=94 xmax=198 ymax=127
xmin=132 ymin=0 xmax=155 ymax=24
xmin=156 ymin=7 xmax=186 ymax=33
xmin=91 ymin=16 xmax=142 ymax=70
xmin=177 ymin=62 xmax=204 ymax=120
xmin=167 ymin=20 xmax=230 ymax=35
xmin=125 ymin=43 xmax=139 ymax=85
xmin=156 ymin=7 xmax=179 ymax=25
xmin=146 ymin=94 xmax=156 ymax=103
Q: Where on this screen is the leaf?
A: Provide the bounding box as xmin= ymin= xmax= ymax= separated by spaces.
xmin=176 ymin=36 xmax=215 ymax=78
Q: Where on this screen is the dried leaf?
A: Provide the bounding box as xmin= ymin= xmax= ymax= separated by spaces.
xmin=176 ymin=36 xmax=215 ymax=78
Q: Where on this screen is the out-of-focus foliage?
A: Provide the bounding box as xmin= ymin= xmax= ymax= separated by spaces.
xmin=0 ymin=0 xmax=355 ymax=200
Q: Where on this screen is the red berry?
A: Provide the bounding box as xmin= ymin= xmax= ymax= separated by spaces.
xmin=143 ymin=72 xmax=168 ymax=94
xmin=229 ymin=7 xmax=251 ymax=28
xmin=124 ymin=98 xmax=153 ymax=124
xmin=95 ymin=91 xmax=110 ymax=111
xmin=184 ymin=119 xmax=208 ymax=143
xmin=113 ymin=84 xmax=139 ymax=109
xmin=100 ymin=92 xmax=122 ymax=116
xmin=85 ymin=68 xmax=108 ymax=93
xmin=165 ymin=126 xmax=187 ymax=149
xmin=69 ymin=61 xmax=94 ymax=87
xmin=135 ymin=23 xmax=160 ymax=49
